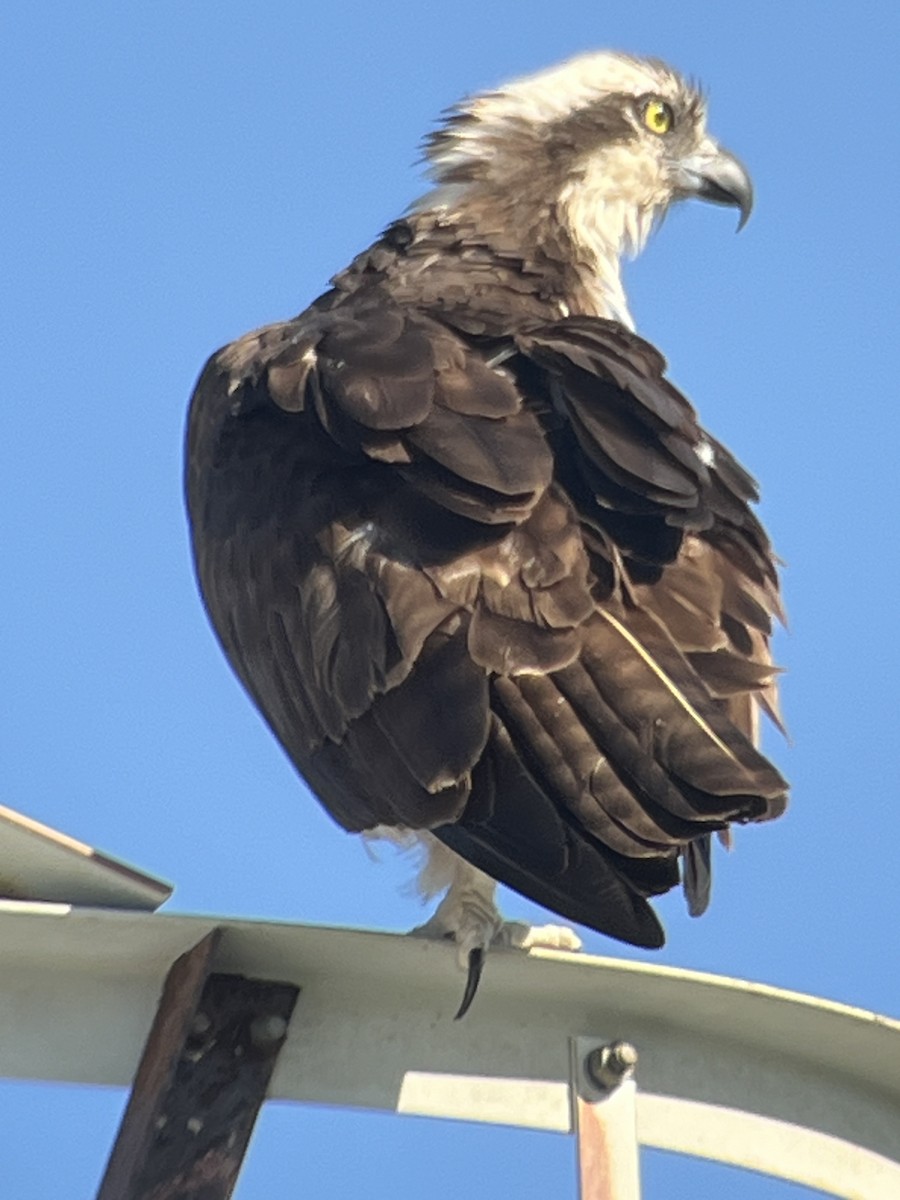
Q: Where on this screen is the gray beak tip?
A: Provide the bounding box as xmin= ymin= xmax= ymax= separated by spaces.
xmin=680 ymin=145 xmax=754 ymax=232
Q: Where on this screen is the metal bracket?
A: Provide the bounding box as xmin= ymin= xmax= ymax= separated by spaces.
xmin=571 ymin=1037 xmax=641 ymax=1200
xmin=96 ymin=930 xmax=299 ymax=1199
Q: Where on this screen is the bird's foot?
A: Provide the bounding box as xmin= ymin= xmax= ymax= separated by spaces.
xmin=408 ymin=890 xmax=503 ymax=966
xmin=405 ymin=840 xmax=582 ymax=1017
xmin=408 ymin=888 xmax=503 ymax=1019
xmin=409 ymin=911 xmax=583 ymax=1018
xmin=492 ymin=921 xmax=584 ymax=953
xmin=408 ymin=914 xmax=583 ymax=955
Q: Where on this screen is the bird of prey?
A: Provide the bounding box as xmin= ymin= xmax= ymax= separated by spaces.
xmin=187 ymin=51 xmax=787 ymax=1015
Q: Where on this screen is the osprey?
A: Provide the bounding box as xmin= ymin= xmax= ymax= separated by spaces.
xmin=187 ymin=51 xmax=787 ymax=1014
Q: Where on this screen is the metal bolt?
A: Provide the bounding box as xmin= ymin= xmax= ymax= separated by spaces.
xmin=585 ymin=1040 xmax=638 ymax=1092
xmin=250 ymin=1014 xmax=288 ymax=1047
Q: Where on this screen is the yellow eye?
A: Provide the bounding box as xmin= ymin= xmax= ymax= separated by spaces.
xmin=642 ymin=99 xmax=674 ymax=135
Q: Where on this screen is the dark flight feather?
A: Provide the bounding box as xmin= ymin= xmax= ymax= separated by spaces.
xmin=187 ymin=228 xmax=787 ymax=947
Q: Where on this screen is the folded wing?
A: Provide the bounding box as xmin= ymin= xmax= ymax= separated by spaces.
xmin=186 ymin=287 xmax=787 ymax=947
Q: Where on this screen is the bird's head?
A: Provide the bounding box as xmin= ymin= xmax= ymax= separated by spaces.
xmin=419 ymin=52 xmax=752 ymax=323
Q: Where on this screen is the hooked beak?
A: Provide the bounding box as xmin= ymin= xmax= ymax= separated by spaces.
xmin=675 ymin=142 xmax=754 ymax=230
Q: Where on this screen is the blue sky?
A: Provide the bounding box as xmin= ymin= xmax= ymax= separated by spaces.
xmin=2 ymin=2 xmax=898 ymax=1196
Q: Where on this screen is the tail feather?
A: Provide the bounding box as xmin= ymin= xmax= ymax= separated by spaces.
xmin=683 ymin=836 xmax=713 ymax=917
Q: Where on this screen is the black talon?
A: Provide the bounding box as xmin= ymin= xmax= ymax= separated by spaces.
xmin=454 ymin=946 xmax=485 ymax=1020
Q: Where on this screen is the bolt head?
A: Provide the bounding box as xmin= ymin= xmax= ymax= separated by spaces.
xmin=585 ymin=1040 xmax=638 ymax=1092
xmin=250 ymin=1014 xmax=289 ymax=1047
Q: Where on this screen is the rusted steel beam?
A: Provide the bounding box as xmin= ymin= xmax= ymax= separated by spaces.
xmin=97 ymin=930 xmax=299 ymax=1200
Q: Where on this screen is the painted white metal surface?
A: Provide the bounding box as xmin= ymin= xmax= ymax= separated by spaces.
xmin=0 ymin=903 xmax=897 ymax=1199
xmin=0 ymin=805 xmax=171 ymax=910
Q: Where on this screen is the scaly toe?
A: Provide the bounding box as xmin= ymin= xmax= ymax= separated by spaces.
xmin=493 ymin=921 xmax=583 ymax=953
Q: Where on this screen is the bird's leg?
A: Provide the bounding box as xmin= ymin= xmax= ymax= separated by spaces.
xmin=408 ymin=857 xmax=503 ymax=961
xmin=407 ymin=858 xmax=501 ymax=1018
xmin=407 ymin=836 xmax=583 ymax=1016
